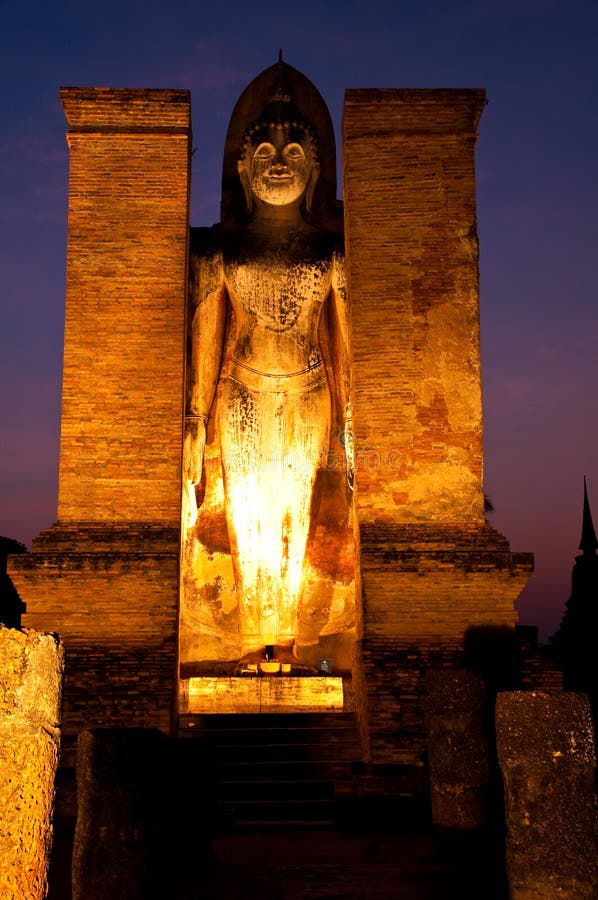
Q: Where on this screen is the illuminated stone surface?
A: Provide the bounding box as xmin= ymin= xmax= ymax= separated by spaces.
xmin=0 ymin=625 xmax=64 ymax=899
xmin=182 ymin=675 xmax=345 ymax=713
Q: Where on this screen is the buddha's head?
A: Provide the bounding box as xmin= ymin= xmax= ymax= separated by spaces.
xmin=237 ymin=68 xmax=320 ymax=214
xmin=221 ymin=56 xmax=339 ymax=230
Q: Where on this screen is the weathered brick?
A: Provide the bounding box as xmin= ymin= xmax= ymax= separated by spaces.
xmin=343 ymin=89 xmax=486 ymax=525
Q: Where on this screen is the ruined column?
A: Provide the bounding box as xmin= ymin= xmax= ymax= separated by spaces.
xmin=496 ymin=691 xmax=598 ymax=899
xmin=72 ymin=729 xmax=165 ymax=899
xmin=0 ymin=625 xmax=64 ymax=899
xmin=72 ymin=728 xmax=217 ymax=898
xmin=424 ymin=668 xmax=489 ymax=831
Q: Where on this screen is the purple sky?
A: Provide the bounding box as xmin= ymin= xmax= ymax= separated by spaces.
xmin=1 ymin=0 xmax=597 ymax=642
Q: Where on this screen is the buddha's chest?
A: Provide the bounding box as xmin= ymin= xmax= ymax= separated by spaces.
xmin=224 ymin=254 xmax=331 ymax=331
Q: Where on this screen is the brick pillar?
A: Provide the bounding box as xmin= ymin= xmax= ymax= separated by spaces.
xmin=342 ymin=90 xmax=533 ymax=767
xmin=10 ymin=89 xmax=192 ymax=747
xmin=343 ymin=89 xmax=486 ymax=525
xmin=58 ymin=87 xmax=190 ymax=522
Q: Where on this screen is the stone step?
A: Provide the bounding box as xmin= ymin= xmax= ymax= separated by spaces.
xmin=179 ymin=715 xmax=361 ymax=756
xmin=178 ymin=711 xmax=363 ymax=827
xmin=216 ymin=759 xmax=356 ymax=779
xmin=218 ymin=777 xmax=336 ymax=802
xmin=218 ymin=797 xmax=338 ymax=829
xmin=179 ymin=710 xmax=359 ymax=731
xmin=204 ymin=737 xmax=358 ymax=761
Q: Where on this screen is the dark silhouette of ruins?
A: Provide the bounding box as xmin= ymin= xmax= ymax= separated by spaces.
xmin=550 ymin=477 xmax=598 ymax=727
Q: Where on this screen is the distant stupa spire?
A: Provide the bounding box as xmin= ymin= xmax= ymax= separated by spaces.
xmin=550 ymin=474 xmax=598 ymax=726
xmin=579 ymin=475 xmax=598 ymax=553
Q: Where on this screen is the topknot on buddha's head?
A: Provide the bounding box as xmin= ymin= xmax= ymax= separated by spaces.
xmin=239 ymin=59 xmax=319 ymax=166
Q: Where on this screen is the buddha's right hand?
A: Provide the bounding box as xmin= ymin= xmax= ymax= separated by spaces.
xmin=183 ymin=418 xmax=207 ymax=485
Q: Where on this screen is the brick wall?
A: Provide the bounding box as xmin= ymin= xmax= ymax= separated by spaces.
xmin=360 ymin=524 xmax=530 ymax=637
xmin=11 ymin=524 xmax=180 ymax=749
xmin=340 ymin=90 xmax=534 ymax=765
xmin=355 ymin=525 xmax=533 ymax=763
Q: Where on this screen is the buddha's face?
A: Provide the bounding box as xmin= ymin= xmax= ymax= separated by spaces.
xmin=246 ymin=125 xmax=314 ymax=207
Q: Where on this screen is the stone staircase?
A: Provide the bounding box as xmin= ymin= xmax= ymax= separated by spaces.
xmin=178 ymin=711 xmax=363 ymax=829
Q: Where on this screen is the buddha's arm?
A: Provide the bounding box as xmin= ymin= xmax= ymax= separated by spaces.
xmin=327 ymin=252 xmax=354 ymax=488
xmin=188 ymin=285 xmax=228 ymax=420
xmin=327 ymin=252 xmax=351 ymax=413
xmin=184 ymin=252 xmax=227 ymax=487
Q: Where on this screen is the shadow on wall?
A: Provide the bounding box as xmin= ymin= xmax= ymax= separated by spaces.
xmin=462 ymin=625 xmax=525 ymax=831
xmin=463 ymin=625 xmax=522 ymax=694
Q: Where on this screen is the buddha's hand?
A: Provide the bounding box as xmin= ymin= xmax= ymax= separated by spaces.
xmin=343 ymin=400 xmax=355 ymax=492
xmin=183 ymin=418 xmax=207 ymax=485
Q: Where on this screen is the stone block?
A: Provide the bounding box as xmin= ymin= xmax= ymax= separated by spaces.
xmin=496 ymin=691 xmax=598 ymax=899
xmin=72 ymin=729 xmax=166 ymax=898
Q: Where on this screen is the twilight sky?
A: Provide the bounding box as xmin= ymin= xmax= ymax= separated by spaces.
xmin=1 ymin=0 xmax=597 ymax=642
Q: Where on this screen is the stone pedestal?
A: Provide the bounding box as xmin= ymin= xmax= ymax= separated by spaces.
xmin=181 ymin=675 xmax=345 ymax=714
xmin=496 ymin=691 xmax=598 ymax=899
xmin=0 ymin=625 xmax=64 ymax=899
